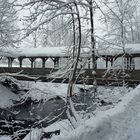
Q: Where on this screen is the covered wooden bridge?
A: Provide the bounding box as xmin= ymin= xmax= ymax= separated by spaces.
xmin=0 ymin=44 xmax=140 ymax=86
xmin=1 ymin=47 xmax=68 ymax=68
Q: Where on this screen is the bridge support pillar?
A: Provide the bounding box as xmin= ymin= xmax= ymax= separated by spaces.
xmin=8 ymin=57 xmax=14 ymax=67
xmin=41 ymin=57 xmax=48 ymax=68
xmin=105 ymin=57 xmax=108 ymax=68
xmin=18 ymin=57 xmax=23 ymax=68
xmin=88 ymin=58 xmax=91 ymax=69
xmin=54 ymin=57 xmax=59 ymax=68
xmin=110 ymin=58 xmax=113 ymax=67
xmin=124 ymin=57 xmax=135 ymax=70
xmin=29 ymin=58 xmax=36 ymax=68
xmin=51 ymin=57 xmax=59 ymax=68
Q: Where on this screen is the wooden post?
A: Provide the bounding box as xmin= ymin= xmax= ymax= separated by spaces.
xmin=7 ymin=57 xmax=14 ymax=67
xmin=127 ymin=57 xmax=129 ymax=70
xmin=56 ymin=57 xmax=59 ymax=68
xmin=88 ymin=58 xmax=90 ymax=69
xmin=130 ymin=57 xmax=135 ymax=70
xmin=51 ymin=57 xmax=59 ymax=68
xmin=132 ymin=57 xmax=135 ymax=70
xmin=54 ymin=58 xmax=59 ymax=68
xmin=31 ymin=59 xmax=33 ymax=68
xmin=18 ymin=57 xmax=23 ymax=68
xmin=8 ymin=57 xmax=10 ymax=67
xmin=111 ymin=57 xmax=113 ymax=67
xmin=29 ymin=58 xmax=36 ymax=68
xmin=41 ymin=57 xmax=48 ymax=68
xmin=10 ymin=58 xmax=14 ymax=67
xmin=106 ymin=57 xmax=108 ymax=68
xmin=79 ymin=58 xmax=82 ymax=69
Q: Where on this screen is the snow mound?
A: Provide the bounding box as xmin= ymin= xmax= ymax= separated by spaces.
xmin=51 ymin=85 xmax=140 ymax=140
xmin=0 ymin=136 xmax=11 ymax=140
xmin=23 ymin=119 xmax=72 ymax=140
xmin=20 ymin=82 xmax=79 ymax=102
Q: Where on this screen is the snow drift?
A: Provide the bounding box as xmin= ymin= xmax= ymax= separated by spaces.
xmin=51 ymin=85 xmax=140 ymax=140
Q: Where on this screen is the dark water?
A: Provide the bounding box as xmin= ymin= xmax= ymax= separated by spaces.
xmin=0 ymin=97 xmax=67 ymax=139
xmin=0 ymin=90 xmax=95 ymax=139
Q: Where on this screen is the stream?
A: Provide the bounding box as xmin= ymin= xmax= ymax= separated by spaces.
xmin=0 ymin=92 xmax=90 ymax=140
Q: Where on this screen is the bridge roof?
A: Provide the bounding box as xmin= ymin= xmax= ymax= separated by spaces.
xmin=18 ymin=46 xmax=69 ymax=58
xmin=0 ymin=44 xmax=140 ymax=58
xmin=0 ymin=46 xmax=90 ymax=58
xmin=0 ymin=46 xmax=68 ymax=58
xmin=97 ymin=44 xmax=140 ymax=56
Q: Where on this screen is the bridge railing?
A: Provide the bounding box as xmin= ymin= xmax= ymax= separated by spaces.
xmin=0 ymin=67 xmax=140 ymax=80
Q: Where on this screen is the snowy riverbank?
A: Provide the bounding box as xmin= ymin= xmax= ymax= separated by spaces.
xmin=1 ymin=81 xmax=140 ymax=140
xmin=48 ymin=85 xmax=140 ymax=140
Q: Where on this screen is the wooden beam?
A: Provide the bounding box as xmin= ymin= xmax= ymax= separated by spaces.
xmin=18 ymin=57 xmax=23 ymax=68
xmin=41 ymin=57 xmax=48 ymax=68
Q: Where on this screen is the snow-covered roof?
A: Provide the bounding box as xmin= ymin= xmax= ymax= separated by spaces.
xmin=18 ymin=46 xmax=69 ymax=57
xmin=97 ymin=44 xmax=140 ymax=56
xmin=123 ymin=44 xmax=140 ymax=54
xmin=0 ymin=44 xmax=140 ymax=58
xmin=0 ymin=46 xmax=90 ymax=58
xmin=0 ymin=46 xmax=70 ymax=58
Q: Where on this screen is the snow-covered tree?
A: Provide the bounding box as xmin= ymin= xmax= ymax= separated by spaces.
xmin=0 ymin=0 xmax=18 ymax=48
xmin=101 ymin=0 xmax=139 ymax=45
xmin=41 ymin=16 xmax=73 ymax=47
xmin=15 ymin=0 xmax=103 ymax=128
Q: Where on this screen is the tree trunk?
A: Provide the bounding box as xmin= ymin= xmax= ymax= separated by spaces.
xmin=67 ymin=2 xmax=82 ymax=98
xmin=66 ymin=2 xmax=82 ymax=128
xmin=89 ymin=0 xmax=97 ymax=97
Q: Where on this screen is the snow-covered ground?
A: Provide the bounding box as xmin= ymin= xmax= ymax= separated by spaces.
xmin=1 ymin=80 xmax=140 ymax=140
xmin=20 ymin=81 xmax=80 ymax=102
xmin=23 ymin=85 xmax=140 ymax=140
xmin=23 ymin=119 xmax=72 ymax=140
xmin=50 ymin=85 xmax=140 ymax=140
xmin=20 ymin=81 xmax=131 ymax=103
xmin=0 ymin=136 xmax=11 ymax=140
